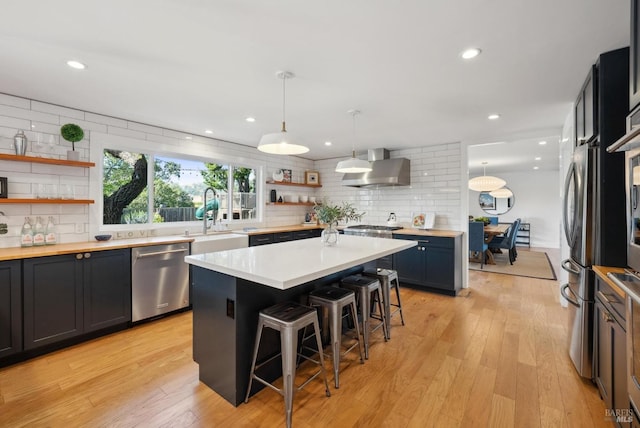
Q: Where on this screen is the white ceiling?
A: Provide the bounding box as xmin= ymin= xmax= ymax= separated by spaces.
xmin=0 ymin=1 xmax=629 ymax=162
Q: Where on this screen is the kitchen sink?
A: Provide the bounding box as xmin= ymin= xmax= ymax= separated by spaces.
xmin=189 ymin=233 xmax=248 ymax=255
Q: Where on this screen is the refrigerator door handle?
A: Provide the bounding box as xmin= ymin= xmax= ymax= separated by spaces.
xmin=563 ymin=162 xmax=577 ymax=248
xmin=561 ymin=283 xmax=581 ymax=308
xmin=561 ymin=258 xmax=580 ymax=275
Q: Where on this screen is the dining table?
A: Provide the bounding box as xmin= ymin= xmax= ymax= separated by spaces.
xmin=482 ymin=223 xmax=510 ymax=265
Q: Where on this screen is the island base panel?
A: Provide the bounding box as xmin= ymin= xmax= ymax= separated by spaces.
xmin=192 ymin=264 xmax=368 ymax=406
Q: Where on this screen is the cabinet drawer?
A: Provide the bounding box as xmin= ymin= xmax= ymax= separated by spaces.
xmin=393 ymin=234 xmax=453 ymax=248
xmin=249 ymin=234 xmax=274 ymax=246
xmin=597 ymin=277 xmax=626 ymax=323
xmin=274 ymin=232 xmax=293 ymax=242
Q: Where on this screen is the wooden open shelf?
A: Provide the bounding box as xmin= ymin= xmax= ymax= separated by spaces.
xmin=266 ymin=202 xmax=318 ymax=206
xmin=0 ymin=154 xmax=95 ymax=168
xmin=0 ymin=198 xmax=95 ymax=204
xmin=266 ymin=180 xmax=321 ymax=188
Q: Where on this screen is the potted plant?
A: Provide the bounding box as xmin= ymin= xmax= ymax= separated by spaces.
xmin=314 ymin=200 xmax=364 ymax=246
xmin=60 ymin=123 xmax=85 ymax=161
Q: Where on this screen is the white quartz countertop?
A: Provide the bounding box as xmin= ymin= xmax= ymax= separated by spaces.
xmin=185 ymin=235 xmax=417 ymax=290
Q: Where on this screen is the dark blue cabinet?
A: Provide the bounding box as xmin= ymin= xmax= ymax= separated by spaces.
xmin=84 ymin=250 xmax=131 ymax=333
xmin=23 ymin=249 xmax=131 ymax=350
xmin=249 ymin=229 xmax=322 ymax=246
xmin=23 ymin=254 xmax=83 ymax=350
xmin=392 ymin=234 xmax=462 ymax=296
xmin=0 ymin=260 xmax=22 ymax=358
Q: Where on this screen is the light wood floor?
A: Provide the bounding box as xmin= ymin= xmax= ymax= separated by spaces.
xmin=0 ymin=249 xmax=612 ymax=427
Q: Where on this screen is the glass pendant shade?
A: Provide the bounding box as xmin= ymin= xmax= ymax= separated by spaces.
xmin=489 ymin=187 xmax=513 ymax=198
xmin=258 ymin=71 xmax=309 ymax=155
xmin=335 ymin=151 xmax=372 ymax=173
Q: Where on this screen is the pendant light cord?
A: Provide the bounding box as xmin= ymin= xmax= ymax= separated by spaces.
xmin=281 ymin=75 xmax=287 ymax=133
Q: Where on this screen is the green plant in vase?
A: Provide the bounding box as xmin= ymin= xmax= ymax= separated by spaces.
xmin=60 ymin=123 xmax=85 ymax=161
xmin=314 ymin=200 xmax=365 ymax=246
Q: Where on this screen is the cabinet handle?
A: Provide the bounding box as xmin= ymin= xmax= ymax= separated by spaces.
xmin=602 ymin=310 xmax=614 ymax=323
xmin=76 ymin=253 xmax=83 ymax=260
xmin=84 ymin=253 xmax=91 ymax=259
xmin=597 ymin=290 xmax=616 ymax=305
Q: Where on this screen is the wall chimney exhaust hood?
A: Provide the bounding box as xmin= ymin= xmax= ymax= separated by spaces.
xmin=341 ymin=149 xmax=410 ymax=187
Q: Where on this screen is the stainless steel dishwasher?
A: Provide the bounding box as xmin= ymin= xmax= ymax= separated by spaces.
xmin=131 ymin=243 xmax=190 ymax=322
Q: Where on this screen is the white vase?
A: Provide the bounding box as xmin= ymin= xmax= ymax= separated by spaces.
xmin=67 ymin=150 xmax=80 ymax=161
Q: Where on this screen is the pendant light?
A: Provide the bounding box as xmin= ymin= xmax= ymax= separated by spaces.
xmin=257 ymin=71 xmax=309 ymax=155
xmin=468 ymin=162 xmax=506 ymax=192
xmin=335 ymin=109 xmax=372 ymax=173
xmin=489 ymin=187 xmax=513 ymax=198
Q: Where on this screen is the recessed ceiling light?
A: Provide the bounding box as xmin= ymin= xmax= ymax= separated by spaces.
xmin=31 ymin=124 xmax=35 ymax=128
xmin=245 ymin=117 xmax=256 ymax=123
xmin=66 ymin=60 xmax=86 ymax=70
xmin=461 ymin=48 xmax=482 ymax=59
xmin=533 ymin=166 xmax=540 ymax=170
xmin=488 ymin=114 xmax=500 ymax=120
xmin=324 ymin=141 xmax=332 ymax=146
xmin=205 ymin=129 xmax=213 ymax=134
xmin=539 ymin=141 xmax=547 ymax=145
xmin=185 ymin=136 xmax=192 ymax=140
xmin=535 ymin=156 xmax=541 ymax=161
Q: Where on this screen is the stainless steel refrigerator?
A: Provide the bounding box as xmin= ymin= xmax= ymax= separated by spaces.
xmin=561 ymin=48 xmax=628 ymax=379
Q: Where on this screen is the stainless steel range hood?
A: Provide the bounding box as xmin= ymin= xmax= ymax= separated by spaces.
xmin=341 ymin=149 xmax=410 ymax=187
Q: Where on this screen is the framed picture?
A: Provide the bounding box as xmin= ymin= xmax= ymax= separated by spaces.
xmin=411 ymin=212 xmax=436 ymax=229
xmin=305 ymin=171 xmax=320 ymax=185
xmin=0 ymin=177 xmax=7 ymax=198
xmin=411 ymin=212 xmax=426 ymax=228
xmin=479 ymin=192 xmax=495 ymax=209
xmin=281 ymin=169 xmax=292 ymax=183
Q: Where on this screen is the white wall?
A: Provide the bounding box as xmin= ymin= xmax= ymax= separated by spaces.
xmin=314 ymin=144 xmax=463 ymax=230
xmin=0 ymin=93 xmax=465 ymax=250
xmin=468 ymin=170 xmax=561 ymax=248
xmin=0 ymin=93 xmax=315 ymax=247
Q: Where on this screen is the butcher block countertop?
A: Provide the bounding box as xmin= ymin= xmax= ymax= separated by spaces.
xmin=0 ymin=236 xmax=194 ymax=261
xmin=593 ymin=265 xmax=627 ymax=299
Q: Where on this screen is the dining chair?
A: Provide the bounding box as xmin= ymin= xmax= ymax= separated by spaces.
xmin=468 ymin=221 xmax=488 ymax=269
xmin=488 ymin=218 xmax=521 ymax=264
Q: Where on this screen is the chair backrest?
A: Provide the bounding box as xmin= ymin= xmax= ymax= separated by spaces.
xmin=468 ymin=221 xmax=486 ymax=252
xmin=488 ymin=216 xmax=499 ymax=225
xmin=505 ymin=218 xmax=521 ymax=247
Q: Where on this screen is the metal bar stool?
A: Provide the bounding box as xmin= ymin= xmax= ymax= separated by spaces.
xmin=363 ymin=268 xmax=405 ymax=339
xmin=340 ymin=275 xmax=388 ymax=359
xmin=245 ymin=301 xmax=331 ymax=428
xmin=308 ymin=286 xmax=364 ymax=388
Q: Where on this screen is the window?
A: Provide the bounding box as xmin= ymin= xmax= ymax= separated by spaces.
xmin=102 ymin=150 xmax=259 ymax=226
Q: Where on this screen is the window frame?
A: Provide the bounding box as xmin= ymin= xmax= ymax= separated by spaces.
xmin=90 ymin=132 xmax=264 ymax=233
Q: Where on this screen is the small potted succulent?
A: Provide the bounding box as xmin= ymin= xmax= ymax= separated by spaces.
xmin=60 ymin=123 xmax=85 ymax=161
xmin=314 ymin=200 xmax=364 ymax=246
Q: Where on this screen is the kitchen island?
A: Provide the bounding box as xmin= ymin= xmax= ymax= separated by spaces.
xmin=185 ymin=235 xmax=416 ymax=406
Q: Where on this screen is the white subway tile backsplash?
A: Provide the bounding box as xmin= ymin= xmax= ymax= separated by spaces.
xmin=0 ymin=93 xmax=30 ymax=109
xmin=60 ymin=117 xmax=108 ymax=133
xmin=0 ymin=116 xmax=31 ymax=130
xmin=85 ymin=112 xmax=127 ymax=128
xmin=0 ymin=104 xmax=60 ymax=125
xmin=107 ymin=125 xmax=146 ymax=139
xmin=128 ymin=121 xmax=164 ymax=135
xmin=31 ymin=101 xmax=84 ymax=120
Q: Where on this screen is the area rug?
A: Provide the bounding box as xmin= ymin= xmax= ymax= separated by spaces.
xmin=469 ymin=250 xmax=557 ymax=280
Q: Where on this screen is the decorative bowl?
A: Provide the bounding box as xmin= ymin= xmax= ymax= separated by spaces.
xmin=95 ymin=234 xmax=112 ymax=241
